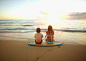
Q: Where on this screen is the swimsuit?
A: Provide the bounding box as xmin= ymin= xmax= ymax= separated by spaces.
xmin=35 ymin=39 xmax=42 ymax=44
xmin=47 ymin=35 xmax=54 ymax=44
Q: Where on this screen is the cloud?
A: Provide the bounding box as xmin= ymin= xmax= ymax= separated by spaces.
xmin=67 ymin=12 xmax=86 ymax=20
xmin=39 ymin=11 xmax=49 ymax=15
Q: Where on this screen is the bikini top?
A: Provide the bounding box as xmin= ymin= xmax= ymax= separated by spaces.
xmin=47 ymin=35 xmax=54 ymax=41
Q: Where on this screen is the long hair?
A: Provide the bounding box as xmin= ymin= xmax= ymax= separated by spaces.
xmin=48 ymin=25 xmax=54 ymax=34
xmin=48 ymin=25 xmax=53 ymax=31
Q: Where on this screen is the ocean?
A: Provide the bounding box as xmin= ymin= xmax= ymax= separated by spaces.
xmin=0 ymin=20 xmax=86 ymax=45
xmin=0 ymin=20 xmax=86 ymax=32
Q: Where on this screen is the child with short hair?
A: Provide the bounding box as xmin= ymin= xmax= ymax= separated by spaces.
xmin=35 ymin=28 xmax=43 ymax=44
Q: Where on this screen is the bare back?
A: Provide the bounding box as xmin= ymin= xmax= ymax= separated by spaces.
xmin=35 ymin=33 xmax=43 ymax=43
xmin=46 ymin=31 xmax=54 ymax=42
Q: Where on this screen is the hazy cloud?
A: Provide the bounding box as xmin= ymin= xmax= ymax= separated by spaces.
xmin=67 ymin=12 xmax=86 ymax=20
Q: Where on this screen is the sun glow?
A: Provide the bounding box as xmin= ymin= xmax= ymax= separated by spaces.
xmin=10 ymin=0 xmax=86 ymax=20
xmin=47 ymin=11 xmax=61 ymax=24
xmin=47 ymin=11 xmax=69 ymax=25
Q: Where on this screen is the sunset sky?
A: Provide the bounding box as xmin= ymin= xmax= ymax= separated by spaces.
xmin=0 ymin=0 xmax=86 ymax=20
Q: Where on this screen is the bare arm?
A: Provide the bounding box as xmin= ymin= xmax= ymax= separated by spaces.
xmin=42 ymin=34 xmax=43 ymax=38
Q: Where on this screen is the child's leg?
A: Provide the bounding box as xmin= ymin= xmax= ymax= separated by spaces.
xmin=35 ymin=39 xmax=37 ymax=44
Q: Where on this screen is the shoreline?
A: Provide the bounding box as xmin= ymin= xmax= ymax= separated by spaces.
xmin=0 ymin=37 xmax=86 ymax=45
xmin=0 ymin=32 xmax=86 ymax=45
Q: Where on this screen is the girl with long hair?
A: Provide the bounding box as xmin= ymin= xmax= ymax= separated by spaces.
xmin=45 ymin=25 xmax=55 ymax=44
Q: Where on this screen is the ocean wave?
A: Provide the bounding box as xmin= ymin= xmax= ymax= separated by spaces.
xmin=0 ymin=28 xmax=28 ymax=30
xmin=0 ymin=24 xmax=34 ymax=26
xmin=54 ymin=29 xmax=86 ymax=32
xmin=22 ymin=25 xmax=34 ymax=26
xmin=0 ymin=29 xmax=86 ymax=33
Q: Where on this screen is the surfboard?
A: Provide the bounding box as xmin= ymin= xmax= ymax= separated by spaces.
xmin=28 ymin=42 xmax=64 ymax=47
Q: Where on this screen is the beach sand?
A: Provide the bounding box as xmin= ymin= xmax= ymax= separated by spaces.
xmin=0 ymin=40 xmax=86 ymax=61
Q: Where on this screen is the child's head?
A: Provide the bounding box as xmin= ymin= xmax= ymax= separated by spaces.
xmin=36 ymin=28 xmax=41 ymax=33
xmin=48 ymin=25 xmax=53 ymax=31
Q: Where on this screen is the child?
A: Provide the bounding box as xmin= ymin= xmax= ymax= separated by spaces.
xmin=45 ymin=25 xmax=54 ymax=44
xmin=35 ymin=28 xmax=43 ymax=44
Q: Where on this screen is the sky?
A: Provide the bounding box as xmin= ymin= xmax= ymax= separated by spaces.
xmin=0 ymin=0 xmax=86 ymax=20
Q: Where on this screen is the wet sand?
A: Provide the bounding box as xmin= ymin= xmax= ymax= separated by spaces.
xmin=0 ymin=40 xmax=86 ymax=61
